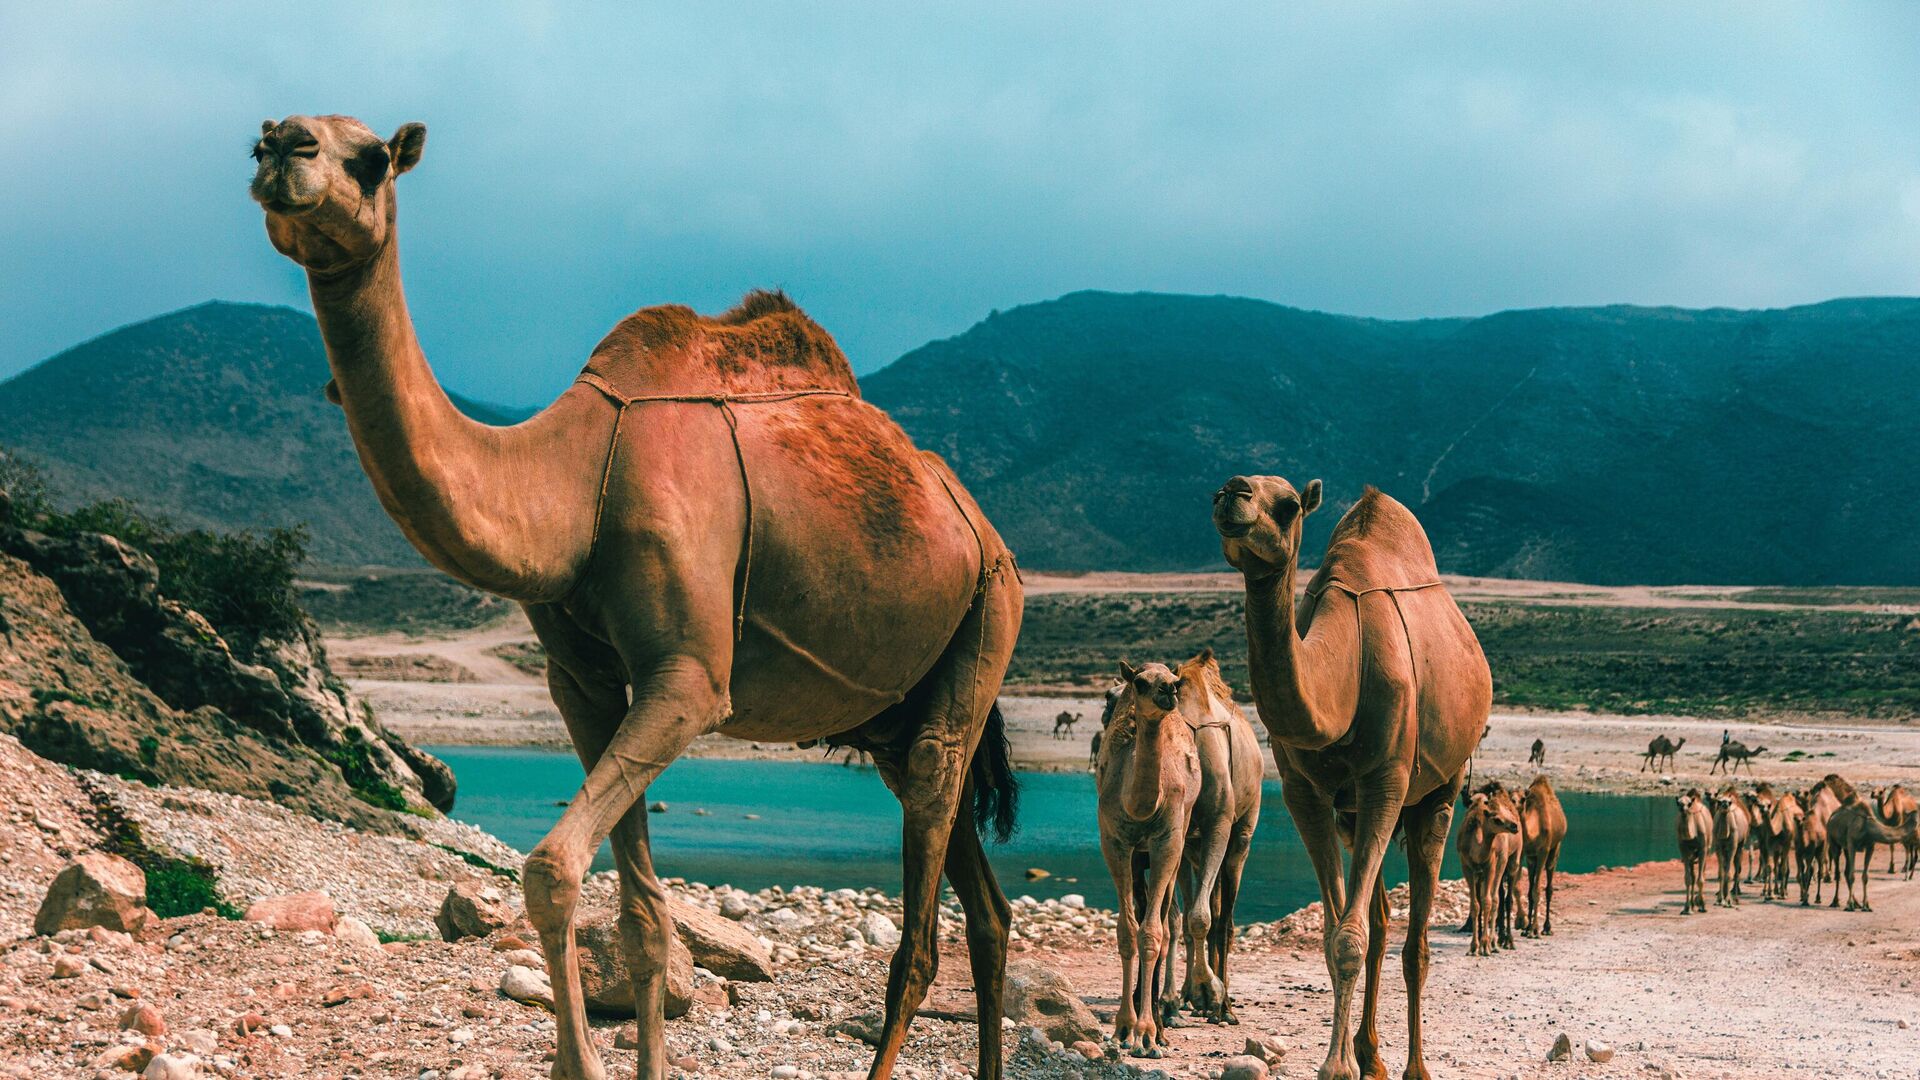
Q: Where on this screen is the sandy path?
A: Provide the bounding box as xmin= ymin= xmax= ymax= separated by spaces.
xmin=968 ymin=859 xmax=1920 ymax=1078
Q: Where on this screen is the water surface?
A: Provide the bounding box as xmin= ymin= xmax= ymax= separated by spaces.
xmin=431 ymin=748 xmax=1673 ymax=923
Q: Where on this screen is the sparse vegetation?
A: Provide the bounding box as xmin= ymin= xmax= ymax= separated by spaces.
xmin=1008 ymin=592 xmax=1920 ymax=720
xmin=299 ymin=567 xmax=514 ymax=635
xmin=75 ymin=772 xmax=243 ymax=920
xmin=1733 ymin=586 xmax=1920 ymax=608
xmin=489 ymin=641 xmax=547 ymax=677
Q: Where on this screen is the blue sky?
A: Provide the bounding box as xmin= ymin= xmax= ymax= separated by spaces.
xmin=3 ymin=3 xmax=1917 ymax=405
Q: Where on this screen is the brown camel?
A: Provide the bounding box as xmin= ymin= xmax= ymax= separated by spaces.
xmin=1740 ymin=786 xmax=1775 ymax=890
xmin=1527 ymin=739 xmax=1545 ymax=766
xmin=1095 ymin=662 xmax=1200 ymax=1058
xmin=1758 ymin=790 xmax=1803 ymax=901
xmin=1711 ymin=790 xmax=1749 ymax=907
xmin=1456 ymin=790 xmax=1521 ymax=957
xmin=1803 ymin=774 xmax=1852 ymax=906
xmin=1214 ymin=479 xmax=1491 ymax=1080
xmin=1515 ymin=776 xmax=1566 ymax=937
xmin=1169 ymin=649 xmax=1264 ymax=1024
xmin=1641 ymin=735 xmax=1685 ymax=772
xmin=1053 ymin=711 xmax=1081 ymax=740
xmin=1710 ymin=740 xmax=1767 ymax=774
xmin=1826 ymin=795 xmax=1912 ymax=912
xmin=1793 ymin=795 xmax=1828 ymax=906
xmin=250 ymin=115 xmax=1025 ymax=1080
xmin=1675 ymin=791 xmax=1712 ymax=914
xmin=1873 ymin=785 xmax=1918 ymax=878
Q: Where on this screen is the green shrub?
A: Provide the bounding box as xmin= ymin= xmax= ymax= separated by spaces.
xmin=145 ymin=857 xmax=244 ymax=920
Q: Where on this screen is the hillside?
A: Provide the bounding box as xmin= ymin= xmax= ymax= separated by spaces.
xmin=865 ymin=292 xmax=1920 ymax=584
xmin=0 ymin=303 xmax=528 ymax=566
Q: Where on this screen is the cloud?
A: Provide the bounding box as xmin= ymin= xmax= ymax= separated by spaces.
xmin=2 ymin=2 xmax=1917 ymax=405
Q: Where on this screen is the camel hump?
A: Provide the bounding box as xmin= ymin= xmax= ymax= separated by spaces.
xmin=582 ymin=289 xmax=862 ymax=398
xmin=1316 ymin=486 xmax=1441 ymax=590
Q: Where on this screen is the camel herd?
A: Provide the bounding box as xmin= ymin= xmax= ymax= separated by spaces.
xmin=1456 ymin=775 xmax=1568 ymax=956
xmin=1675 ymin=773 xmax=1917 ymax=915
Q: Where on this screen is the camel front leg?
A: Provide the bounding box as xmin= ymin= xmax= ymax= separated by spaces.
xmin=1210 ymin=825 xmax=1255 ymax=1024
xmin=1353 ymin=881 xmax=1390 ymax=1080
xmin=1320 ymin=773 xmax=1410 ymax=1080
xmin=1399 ymin=780 xmax=1455 ymax=1080
xmin=1279 ymin=776 xmax=1348 ymax=975
xmin=1179 ymin=818 xmax=1233 ymax=1020
xmin=528 ymin=659 xmax=725 ymax=1080
xmin=1100 ymin=838 xmax=1142 ymax=1047
xmin=1542 ymin=845 xmax=1559 ymax=934
xmin=1132 ymin=831 xmax=1186 ymax=1059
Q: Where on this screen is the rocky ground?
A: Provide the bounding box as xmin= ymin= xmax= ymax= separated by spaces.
xmin=5 ymin=728 xmax=1920 ymax=1079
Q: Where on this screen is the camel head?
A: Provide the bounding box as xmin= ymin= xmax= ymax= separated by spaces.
xmin=1117 ymin=660 xmax=1180 ymax=720
xmin=1212 ymin=474 xmax=1322 ymax=578
xmin=250 ymin=114 xmax=426 ymax=274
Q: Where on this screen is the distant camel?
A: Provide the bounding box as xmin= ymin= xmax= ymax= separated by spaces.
xmin=1169 ymin=649 xmax=1263 ymax=1024
xmin=1740 ymin=786 xmax=1775 ymax=890
xmin=1053 ymin=711 xmax=1081 ymax=740
xmin=1642 ymin=735 xmax=1685 ymax=772
xmin=1711 ymin=740 xmax=1767 ymax=775
xmin=1874 ymin=785 xmax=1918 ymax=878
xmin=1516 ymin=776 xmax=1567 ymax=936
xmin=1088 ymin=730 xmax=1103 ymax=769
xmin=1457 ymin=790 xmax=1521 ymax=956
xmin=1096 ymin=662 xmax=1199 ymax=1058
xmin=1826 ymin=796 xmax=1912 ymax=912
xmin=1711 ymin=790 xmax=1750 ymax=907
xmin=1528 ymin=739 xmax=1546 ymax=766
xmin=1675 ymin=791 xmax=1712 ymax=914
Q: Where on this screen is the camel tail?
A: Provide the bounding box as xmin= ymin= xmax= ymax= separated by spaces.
xmin=970 ymin=702 xmax=1020 ymax=843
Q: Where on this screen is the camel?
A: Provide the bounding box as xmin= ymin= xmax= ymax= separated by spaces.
xmin=1515 ymin=776 xmax=1566 ymax=937
xmin=1793 ymin=795 xmax=1828 ymax=906
xmin=1675 ymin=791 xmax=1712 ymax=914
xmin=1168 ymin=649 xmax=1264 ymax=1024
xmin=1803 ymin=774 xmax=1852 ymax=906
xmin=1757 ymin=790 xmax=1803 ymax=901
xmin=1089 ymin=729 xmax=1103 ymax=769
xmin=1213 ymin=478 xmax=1490 ymax=1080
xmin=1053 ymin=711 xmax=1081 ymax=740
xmin=1711 ymin=790 xmax=1749 ymax=907
xmin=250 ymin=115 xmax=1025 ymax=1080
xmin=1710 ymin=740 xmax=1767 ymax=775
xmin=1641 ymin=735 xmax=1685 ymax=772
xmin=1095 ymin=662 xmax=1201 ymax=1057
xmin=1873 ymin=785 xmax=1918 ymax=878
xmin=1527 ymin=739 xmax=1545 ymax=766
xmin=1740 ymin=787 xmax=1775 ymax=890
xmin=1456 ymin=790 xmax=1521 ymax=957
xmin=1826 ymin=795 xmax=1912 ymax=912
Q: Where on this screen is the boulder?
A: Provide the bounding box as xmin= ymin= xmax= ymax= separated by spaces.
xmin=1585 ymin=1040 xmax=1614 ymax=1063
xmin=1244 ymin=1034 xmax=1288 ymax=1063
xmin=243 ymin=891 xmax=337 ymax=933
xmin=857 ymin=910 xmax=901 ymax=948
xmin=1001 ymin=960 xmax=1101 ymax=1046
xmin=332 ymin=915 xmax=383 ymax=953
xmin=500 ymin=965 xmax=554 ymax=1010
xmin=34 ymin=852 xmax=151 ymax=936
xmin=435 ymin=881 xmax=515 ymax=941
xmin=1547 ymin=1032 xmax=1572 ymax=1061
xmin=141 ymin=1052 xmax=201 ymax=1080
xmin=1220 ymin=1056 xmax=1270 ymax=1080
xmin=670 ymin=897 xmax=773 ymax=982
xmin=119 ymin=1001 xmax=166 ymax=1036
xmin=575 ymin=905 xmax=694 ymax=1018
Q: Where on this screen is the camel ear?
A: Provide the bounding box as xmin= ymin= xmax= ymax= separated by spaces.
xmin=1118 ymin=660 xmax=1139 ymax=684
xmin=1197 ymin=646 xmax=1214 ymax=666
xmin=322 ymin=379 xmax=342 ymax=406
xmin=261 ymin=119 xmax=278 ymax=136
xmin=1301 ymin=478 xmax=1323 ymax=515
xmin=389 ymin=122 xmax=427 ymax=176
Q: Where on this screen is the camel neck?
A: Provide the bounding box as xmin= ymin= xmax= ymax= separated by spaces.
xmin=1241 ymin=561 xmax=1359 ymax=751
xmin=1120 ymin=715 xmax=1179 ymax=820
xmin=306 ymin=239 xmax=547 ymax=595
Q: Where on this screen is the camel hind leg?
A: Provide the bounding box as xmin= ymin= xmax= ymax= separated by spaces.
xmin=1400 ymin=776 xmax=1457 ymax=1080
xmin=1353 ymin=882 xmax=1390 ymax=1080
xmin=866 ymin=571 xmax=1020 ymax=1080
xmin=1209 ymin=821 xmax=1256 ymax=1024
xmin=941 ymin=791 xmax=1011 ymax=1080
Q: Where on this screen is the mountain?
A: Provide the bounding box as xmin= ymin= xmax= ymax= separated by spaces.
xmin=0 ymin=302 xmax=530 ymax=566
xmin=863 ymin=291 xmax=1920 ymax=585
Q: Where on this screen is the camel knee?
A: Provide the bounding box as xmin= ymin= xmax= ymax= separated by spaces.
xmin=523 ymin=847 xmax=586 ymax=935
xmin=1331 ymin=923 xmax=1368 ymax=980
xmin=616 ymin=895 xmax=671 ymax=978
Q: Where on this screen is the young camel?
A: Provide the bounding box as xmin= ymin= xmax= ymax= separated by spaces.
xmin=1874 ymin=785 xmax=1918 ymax=878
xmin=1096 ymin=662 xmax=1201 ymax=1058
xmin=1515 ymin=776 xmax=1567 ymax=937
xmin=1675 ymin=791 xmax=1712 ymax=914
xmin=1759 ymin=791 xmax=1803 ymax=902
xmin=1456 ymin=791 xmax=1521 ymax=956
xmin=249 ymin=115 xmax=1024 ymax=1080
xmin=1826 ymin=796 xmax=1912 ymax=912
xmin=1793 ymin=796 xmax=1828 ymax=906
xmin=1711 ymin=791 xmax=1750 ymax=907
xmin=1214 ymin=479 xmax=1490 ymax=1080
xmin=1169 ymin=649 xmax=1264 ymax=1024
xmin=1641 ymin=735 xmax=1685 ymax=772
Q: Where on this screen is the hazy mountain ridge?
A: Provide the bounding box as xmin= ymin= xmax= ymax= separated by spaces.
xmin=5 ymin=293 xmax=1917 ymax=583
xmin=0 ymin=302 xmax=529 ymax=565
xmin=863 ymin=292 xmax=1920 ymax=584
